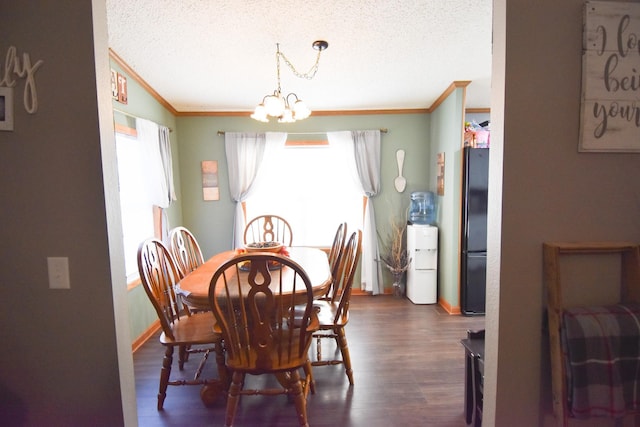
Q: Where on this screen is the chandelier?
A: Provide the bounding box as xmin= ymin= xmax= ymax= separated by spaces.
xmin=251 ymin=40 xmax=329 ymax=123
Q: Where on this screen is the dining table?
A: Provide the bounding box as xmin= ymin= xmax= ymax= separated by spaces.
xmin=177 ymin=246 xmax=332 ymax=316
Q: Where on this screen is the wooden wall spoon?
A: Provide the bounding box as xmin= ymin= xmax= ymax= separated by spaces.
xmin=394 ymin=149 xmax=406 ymax=193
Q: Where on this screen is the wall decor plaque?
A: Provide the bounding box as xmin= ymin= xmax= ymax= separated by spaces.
xmin=580 ymin=1 xmax=640 ymax=152
xmin=201 ymin=160 xmax=220 ymax=201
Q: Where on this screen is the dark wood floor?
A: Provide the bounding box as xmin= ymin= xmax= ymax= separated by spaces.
xmin=134 ymin=295 xmax=485 ymax=427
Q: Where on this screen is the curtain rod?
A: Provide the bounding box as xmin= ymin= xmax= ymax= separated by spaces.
xmin=216 ymin=128 xmax=388 ymax=136
xmin=112 ymin=108 xmax=173 ymax=132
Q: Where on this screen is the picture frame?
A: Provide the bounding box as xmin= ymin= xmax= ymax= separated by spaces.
xmin=110 ymin=69 xmax=119 ymax=99
xmin=0 ymin=87 xmax=14 ymax=131
xmin=201 ymin=160 xmax=220 ymax=201
xmin=117 ymin=73 xmax=128 ymax=104
xmin=437 ymin=152 xmax=445 ymax=196
xmin=579 ymin=1 xmax=640 ymax=152
xmin=110 ymin=68 xmax=128 ymax=104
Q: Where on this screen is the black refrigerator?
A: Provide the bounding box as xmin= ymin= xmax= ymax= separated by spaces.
xmin=460 ymin=147 xmax=489 ymax=315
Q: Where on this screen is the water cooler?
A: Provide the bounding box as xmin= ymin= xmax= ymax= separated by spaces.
xmin=406 ymin=191 xmax=438 ymax=304
xmin=406 ymin=224 xmax=438 ymax=304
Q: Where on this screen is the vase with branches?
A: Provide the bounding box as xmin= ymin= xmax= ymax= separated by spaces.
xmin=377 ymin=214 xmax=411 ymax=297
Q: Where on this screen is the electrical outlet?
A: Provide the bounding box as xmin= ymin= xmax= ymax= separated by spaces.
xmin=48 ymin=257 xmax=70 ymax=289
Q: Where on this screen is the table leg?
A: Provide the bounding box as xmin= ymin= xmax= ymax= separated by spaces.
xmin=200 ymin=380 xmax=224 ymax=407
xmin=464 ymin=350 xmax=473 ymax=425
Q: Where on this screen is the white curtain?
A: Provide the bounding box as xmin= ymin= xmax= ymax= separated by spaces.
xmin=328 ymin=130 xmax=383 ymax=294
xmin=225 ymin=132 xmax=287 ymax=248
xmin=158 ymin=125 xmax=176 ymax=238
xmin=158 ymin=126 xmax=177 ymax=204
xmin=137 ymin=118 xmax=176 ymax=240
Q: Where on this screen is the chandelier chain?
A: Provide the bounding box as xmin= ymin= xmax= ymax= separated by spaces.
xmin=277 ymin=50 xmax=322 ymax=80
xmin=276 ymin=45 xmax=282 ymax=93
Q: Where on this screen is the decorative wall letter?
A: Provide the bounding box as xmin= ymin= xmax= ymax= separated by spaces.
xmin=0 ymin=46 xmax=44 ymax=115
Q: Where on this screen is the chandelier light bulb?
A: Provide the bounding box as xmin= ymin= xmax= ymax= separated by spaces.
xmin=292 ymin=99 xmax=311 ymax=120
xmin=263 ymin=93 xmax=285 ymax=117
xmin=250 ymin=104 xmax=268 ymax=122
xmin=278 ymin=108 xmax=295 ymax=123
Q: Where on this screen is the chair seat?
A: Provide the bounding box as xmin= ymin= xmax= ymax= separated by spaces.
xmin=226 ymin=335 xmax=311 ymax=373
xmin=312 ymin=300 xmax=349 ymax=328
xmin=291 ymin=300 xmax=349 ymax=327
xmin=159 ymin=312 xmax=221 ymax=346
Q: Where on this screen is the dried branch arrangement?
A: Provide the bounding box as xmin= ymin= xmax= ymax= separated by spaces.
xmin=377 ymin=215 xmax=411 ymax=275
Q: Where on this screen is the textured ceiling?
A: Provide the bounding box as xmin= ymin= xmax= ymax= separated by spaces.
xmin=106 ymin=0 xmax=492 ymax=113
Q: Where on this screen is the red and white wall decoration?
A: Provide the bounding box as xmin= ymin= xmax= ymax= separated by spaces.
xmin=111 ymin=69 xmax=128 ymax=104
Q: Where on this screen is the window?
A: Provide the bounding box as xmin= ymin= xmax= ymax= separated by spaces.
xmin=245 ymin=140 xmax=363 ymax=247
xmin=114 ymin=118 xmax=175 ymax=285
xmin=115 ymin=131 xmax=157 ymax=283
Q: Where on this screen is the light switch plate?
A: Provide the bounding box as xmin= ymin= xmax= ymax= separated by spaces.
xmin=48 ymin=257 xmax=70 ymax=289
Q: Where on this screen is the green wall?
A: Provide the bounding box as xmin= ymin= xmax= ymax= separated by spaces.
xmin=109 ymin=62 xmax=182 ymax=225
xmin=174 ymin=114 xmax=441 ymax=302
xmin=174 ymin=114 xmax=432 ymax=258
xmin=429 ymin=88 xmax=466 ymax=309
xmin=110 ymin=61 xmax=182 ymax=344
xmin=112 ymin=60 xmax=470 ymax=343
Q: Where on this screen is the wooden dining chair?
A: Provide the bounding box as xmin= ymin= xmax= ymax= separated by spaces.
xmin=137 ymin=238 xmax=227 ymax=410
xmin=243 ymin=214 xmax=293 ymax=246
xmin=321 ymin=222 xmax=347 ymax=300
xmin=311 ymin=230 xmax=362 ymax=385
xmin=168 ymin=226 xmax=204 ymax=278
xmin=209 ymin=253 xmax=319 ymax=427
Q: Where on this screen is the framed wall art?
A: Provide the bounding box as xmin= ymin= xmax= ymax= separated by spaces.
xmin=201 ymin=160 xmax=220 ymax=201
xmin=579 ymin=1 xmax=640 ymax=152
xmin=110 ymin=68 xmax=128 ymax=105
xmin=0 ymin=87 xmax=14 ymax=131
xmin=437 ymin=152 xmax=445 ymax=196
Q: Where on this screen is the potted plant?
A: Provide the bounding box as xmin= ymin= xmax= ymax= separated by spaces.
xmin=378 ymin=215 xmax=411 ymax=296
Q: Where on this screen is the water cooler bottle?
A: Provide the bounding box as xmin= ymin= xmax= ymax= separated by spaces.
xmin=406 ymin=223 xmax=438 ymax=304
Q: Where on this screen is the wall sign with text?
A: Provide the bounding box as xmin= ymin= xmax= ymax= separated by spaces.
xmin=580 ymin=1 xmax=640 ymax=152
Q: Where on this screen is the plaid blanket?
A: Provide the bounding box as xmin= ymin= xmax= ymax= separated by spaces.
xmin=561 ymin=304 xmax=640 ymax=419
